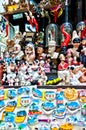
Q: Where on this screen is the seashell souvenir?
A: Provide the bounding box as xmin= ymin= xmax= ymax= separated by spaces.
xmin=64 ymin=88 xmax=78 ymax=101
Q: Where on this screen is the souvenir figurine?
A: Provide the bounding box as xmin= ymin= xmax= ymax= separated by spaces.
xmin=58 ymin=54 xmax=70 ymax=85
xmin=60 ymin=24 xmax=71 ymax=55
xmin=47 ymin=40 xmax=59 ymax=59
xmin=60 ymin=123 xmax=73 ymax=130
xmin=79 ymin=23 xmax=86 ymax=67
xmin=13 ymin=43 xmax=24 ymax=60
xmin=36 ymin=43 xmax=46 ymax=60
xmin=18 ymin=123 xmax=30 ymax=130
xmin=46 ymin=24 xmax=58 ymax=47
xmin=25 ymin=11 xmax=38 ymax=32
xmin=24 ymin=42 xmax=35 ymax=64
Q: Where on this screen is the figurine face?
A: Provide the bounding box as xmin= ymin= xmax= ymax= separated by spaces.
xmin=48 ymin=45 xmax=56 ymax=54
xmin=14 ymin=44 xmax=21 ymax=54
xmin=37 ymin=47 xmax=44 ymax=54
xmin=25 ymin=46 xmax=33 ymax=55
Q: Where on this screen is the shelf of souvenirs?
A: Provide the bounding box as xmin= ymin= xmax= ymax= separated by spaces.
xmin=0 ymin=8 xmax=28 ymax=15
xmin=0 ymin=85 xmax=86 ymax=89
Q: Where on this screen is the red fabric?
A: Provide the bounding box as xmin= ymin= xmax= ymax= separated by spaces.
xmin=28 ymin=18 xmax=38 ymax=32
xmin=58 ymin=62 xmax=68 ymax=71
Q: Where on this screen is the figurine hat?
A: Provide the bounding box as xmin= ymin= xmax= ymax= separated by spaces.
xmin=37 ymin=42 xmax=44 ymax=48
xmin=48 ymin=40 xmax=56 ymax=46
xmin=72 ymin=30 xmax=81 ymax=43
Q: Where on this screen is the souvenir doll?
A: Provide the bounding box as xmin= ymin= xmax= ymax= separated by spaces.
xmin=24 ymin=42 xmax=35 ymax=64
xmin=58 ymin=54 xmax=70 ymax=84
xmin=44 ymin=56 xmax=51 ymax=73
xmin=8 ymin=76 xmax=14 ymax=86
xmin=36 ymin=43 xmax=46 ymax=60
xmin=13 ymin=43 xmax=24 ymax=60
xmin=79 ymin=24 xmax=86 ymax=67
xmin=25 ymin=11 xmax=38 ymax=32
xmin=72 ymin=31 xmax=81 ymax=58
xmin=47 ymin=40 xmax=59 ymax=59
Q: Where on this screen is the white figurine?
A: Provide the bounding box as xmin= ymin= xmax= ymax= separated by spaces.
xmin=47 ymin=40 xmax=59 ymax=59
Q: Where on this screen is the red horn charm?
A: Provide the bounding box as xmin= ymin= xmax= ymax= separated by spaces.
xmin=61 ymin=25 xmax=71 ymax=48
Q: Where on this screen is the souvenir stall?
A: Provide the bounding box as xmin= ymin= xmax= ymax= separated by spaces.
xmin=0 ymin=0 xmax=86 ymax=130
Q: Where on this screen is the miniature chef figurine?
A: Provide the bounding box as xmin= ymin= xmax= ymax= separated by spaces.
xmin=47 ymin=40 xmax=59 ymax=59
xmin=24 ymin=42 xmax=35 ymax=64
xmin=58 ymin=54 xmax=70 ymax=84
xmin=25 ymin=11 xmax=38 ymax=32
xmin=36 ymin=43 xmax=46 ymax=60
xmin=13 ymin=44 xmax=24 ymax=60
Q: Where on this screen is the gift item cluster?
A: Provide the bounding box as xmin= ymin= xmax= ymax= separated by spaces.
xmin=0 ymin=86 xmax=86 ymax=130
xmin=0 ymin=22 xmax=86 ymax=86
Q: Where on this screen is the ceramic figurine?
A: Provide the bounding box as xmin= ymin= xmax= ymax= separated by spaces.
xmin=58 ymin=54 xmax=70 ymax=84
xmin=25 ymin=11 xmax=38 ymax=32
xmin=24 ymin=42 xmax=35 ymax=64
xmin=36 ymin=43 xmax=46 ymax=60
xmin=46 ymin=24 xmax=58 ymax=46
xmin=60 ymin=24 xmax=71 ymax=55
xmin=13 ymin=43 xmax=24 ymax=60
xmin=47 ymin=40 xmax=59 ymax=59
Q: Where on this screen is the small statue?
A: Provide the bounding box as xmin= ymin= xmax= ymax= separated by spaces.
xmin=47 ymin=40 xmax=59 ymax=59
xmin=24 ymin=42 xmax=35 ymax=64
